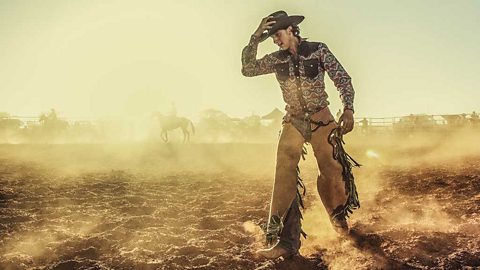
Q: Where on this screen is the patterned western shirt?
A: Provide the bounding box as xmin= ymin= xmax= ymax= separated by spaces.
xmin=241 ymin=36 xmax=355 ymax=116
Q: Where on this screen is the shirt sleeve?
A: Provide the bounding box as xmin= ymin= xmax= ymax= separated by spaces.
xmin=241 ymin=35 xmax=276 ymax=77
xmin=318 ymin=43 xmax=355 ymax=112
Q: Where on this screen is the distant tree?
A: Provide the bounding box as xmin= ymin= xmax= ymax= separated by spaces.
xmin=0 ymin=112 xmax=12 ymax=119
xmin=198 ymin=109 xmax=235 ymax=142
xmin=238 ymin=114 xmax=263 ymax=142
xmin=0 ymin=114 xmax=23 ymax=142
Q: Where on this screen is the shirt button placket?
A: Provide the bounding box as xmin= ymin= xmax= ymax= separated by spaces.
xmin=295 ymin=60 xmax=305 ymax=113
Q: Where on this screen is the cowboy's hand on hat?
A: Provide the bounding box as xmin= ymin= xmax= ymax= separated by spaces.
xmin=339 ymin=109 xmax=354 ymax=135
xmin=253 ymin=16 xmax=276 ymax=40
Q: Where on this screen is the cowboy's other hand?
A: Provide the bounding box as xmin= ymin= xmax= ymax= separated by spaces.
xmin=339 ymin=109 xmax=354 ymax=134
xmin=253 ymin=16 xmax=276 ymax=39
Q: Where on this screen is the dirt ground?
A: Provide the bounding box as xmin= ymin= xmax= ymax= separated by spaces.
xmin=0 ymin=129 xmax=479 ymax=269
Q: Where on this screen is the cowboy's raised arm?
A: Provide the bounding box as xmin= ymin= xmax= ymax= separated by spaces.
xmin=241 ymin=16 xmax=276 ymax=77
xmin=318 ymin=43 xmax=355 ymax=112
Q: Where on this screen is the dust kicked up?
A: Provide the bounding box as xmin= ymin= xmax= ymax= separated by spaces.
xmin=0 ymin=127 xmax=479 ymax=269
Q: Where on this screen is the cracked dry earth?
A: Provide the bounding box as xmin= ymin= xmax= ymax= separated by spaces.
xmin=0 ymin=147 xmax=479 ymax=269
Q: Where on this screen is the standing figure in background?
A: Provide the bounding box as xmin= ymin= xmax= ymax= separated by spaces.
xmin=48 ymin=108 xmax=58 ymax=121
xmin=361 ymin=117 xmax=369 ymax=134
xmin=470 ymin=111 xmax=479 ymax=125
xmin=241 ymin=11 xmax=360 ymax=259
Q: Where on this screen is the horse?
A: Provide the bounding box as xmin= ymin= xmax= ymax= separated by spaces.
xmin=37 ymin=112 xmax=69 ymax=142
xmin=152 ymin=113 xmax=195 ymax=143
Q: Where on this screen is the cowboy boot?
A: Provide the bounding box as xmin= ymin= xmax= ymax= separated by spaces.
xmin=258 ymin=215 xmax=290 ymax=259
xmin=260 ymin=215 xmax=283 ymax=246
xmin=256 ymin=242 xmax=292 ymax=259
xmin=258 ymin=203 xmax=303 ymax=259
xmin=330 ymin=205 xmax=349 ymax=235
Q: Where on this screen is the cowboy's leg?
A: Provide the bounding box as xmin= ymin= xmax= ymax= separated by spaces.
xmin=161 ymin=130 xmax=169 ymax=142
xmin=182 ymin=129 xmax=187 ymax=143
xmin=310 ymin=122 xmax=348 ymax=218
xmin=268 ymin=123 xmax=305 ymax=222
xmin=161 ymin=131 xmax=166 ymax=142
xmin=277 ymin=194 xmax=302 ymax=252
xmin=258 ymin=122 xmax=304 ymax=258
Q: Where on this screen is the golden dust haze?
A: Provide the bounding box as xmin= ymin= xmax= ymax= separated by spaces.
xmin=1 ymin=1 xmax=480 ymax=269
xmin=1 ymin=126 xmax=479 ymax=268
xmin=0 ymin=0 xmax=479 ymax=120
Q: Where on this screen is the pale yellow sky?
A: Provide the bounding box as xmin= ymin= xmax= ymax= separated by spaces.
xmin=0 ymin=0 xmax=478 ymax=120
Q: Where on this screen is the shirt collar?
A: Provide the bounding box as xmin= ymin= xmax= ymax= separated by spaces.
xmin=279 ymin=39 xmax=310 ymax=58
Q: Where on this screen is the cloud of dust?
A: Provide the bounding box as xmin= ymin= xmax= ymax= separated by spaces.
xmin=1 ymin=207 xmax=105 ymax=266
xmin=378 ymin=197 xmax=454 ymax=232
xmin=242 ymin=221 xmax=265 ymax=251
xmin=0 ymin=124 xmax=478 ymax=268
xmin=290 ymin=127 xmax=480 ymax=268
xmin=0 ymin=141 xmax=278 ymax=180
xmin=298 ymin=204 xmax=375 ymax=270
xmin=351 ymin=126 xmax=480 ymax=167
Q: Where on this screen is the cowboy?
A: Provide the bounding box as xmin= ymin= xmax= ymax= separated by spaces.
xmin=360 ymin=117 xmax=369 ymax=134
xmin=241 ymin=11 xmax=360 ymax=259
xmin=470 ymin=111 xmax=479 ymax=126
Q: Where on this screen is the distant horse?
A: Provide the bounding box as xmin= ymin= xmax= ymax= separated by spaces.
xmin=153 ymin=113 xmax=195 ymax=143
xmin=37 ymin=113 xmax=69 ymax=142
xmin=39 ymin=113 xmax=69 ymax=131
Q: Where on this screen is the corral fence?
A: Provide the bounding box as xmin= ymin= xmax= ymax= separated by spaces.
xmin=353 ymin=113 xmax=479 ymax=134
xmin=2 ymin=112 xmax=480 ymax=135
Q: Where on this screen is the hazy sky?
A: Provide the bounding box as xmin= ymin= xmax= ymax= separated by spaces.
xmin=0 ymin=0 xmax=478 ymax=120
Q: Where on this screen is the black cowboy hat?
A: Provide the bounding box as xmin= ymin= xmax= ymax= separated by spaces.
xmin=259 ymin=10 xmax=305 ymax=42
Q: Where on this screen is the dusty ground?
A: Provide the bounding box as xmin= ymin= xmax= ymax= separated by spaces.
xmin=0 ymin=131 xmax=479 ymax=269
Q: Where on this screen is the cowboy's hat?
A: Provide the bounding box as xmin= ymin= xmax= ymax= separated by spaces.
xmin=259 ymin=10 xmax=304 ymax=42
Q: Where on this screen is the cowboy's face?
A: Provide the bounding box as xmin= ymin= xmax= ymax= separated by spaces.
xmin=271 ymin=26 xmax=294 ymax=50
